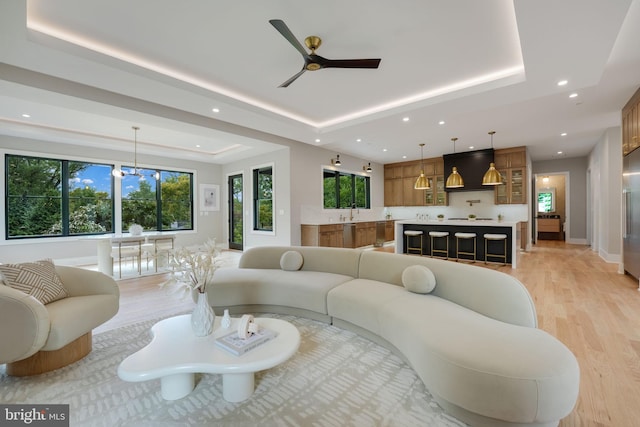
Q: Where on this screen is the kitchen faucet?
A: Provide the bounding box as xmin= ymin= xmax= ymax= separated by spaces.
xmin=350 ymin=203 xmax=356 ymax=221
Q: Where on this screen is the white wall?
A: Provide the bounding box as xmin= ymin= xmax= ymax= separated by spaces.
xmin=0 ymin=135 xmax=223 ymax=265
xmin=588 ymin=127 xmax=623 ymax=264
xmin=221 ymin=147 xmax=292 ymax=249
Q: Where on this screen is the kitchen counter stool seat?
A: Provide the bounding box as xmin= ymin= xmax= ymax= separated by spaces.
xmin=428 ymin=231 xmax=449 ymax=259
xmin=404 ymin=230 xmax=424 ymax=255
xmin=454 ymin=232 xmax=477 ymax=263
xmin=484 ymin=233 xmax=508 ymax=265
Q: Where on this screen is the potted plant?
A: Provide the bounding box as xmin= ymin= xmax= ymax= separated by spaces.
xmin=497 ymin=214 xmax=504 ymax=222
xmin=437 ymin=214 xmax=445 ymax=221
xmin=468 ymin=214 xmax=477 ymax=221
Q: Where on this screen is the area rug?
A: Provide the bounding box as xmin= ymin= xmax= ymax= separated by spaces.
xmin=0 ymin=314 xmax=467 ymax=427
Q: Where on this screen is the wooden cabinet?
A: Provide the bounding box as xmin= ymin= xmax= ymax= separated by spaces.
xmin=355 ymin=222 xmax=376 ymax=247
xmin=494 ymin=147 xmax=527 ymax=205
xmin=384 ymin=177 xmax=403 ymax=206
xmin=385 ymin=220 xmax=395 ymax=242
xmin=494 ymin=147 xmax=526 ymax=169
xmin=623 ymin=88 xmax=640 ymax=156
xmin=384 ymin=157 xmax=447 ymax=207
xmin=537 ymin=218 xmax=562 ymax=240
xmin=301 ymin=224 xmax=344 ymax=247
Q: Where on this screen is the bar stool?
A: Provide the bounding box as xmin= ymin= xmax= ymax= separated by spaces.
xmin=454 ymin=232 xmax=477 ymax=262
xmin=428 ymin=231 xmax=449 ymax=258
xmin=404 ymin=230 xmax=424 ymax=255
xmin=484 ymin=233 xmax=508 ymax=265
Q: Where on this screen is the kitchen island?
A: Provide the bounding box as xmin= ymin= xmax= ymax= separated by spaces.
xmin=395 ymin=219 xmax=522 ymax=268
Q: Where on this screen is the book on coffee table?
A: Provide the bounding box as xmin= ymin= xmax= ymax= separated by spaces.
xmin=215 ymin=328 xmax=278 ymax=356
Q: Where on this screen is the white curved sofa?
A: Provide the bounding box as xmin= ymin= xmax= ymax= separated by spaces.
xmin=206 ymin=246 xmax=579 ymax=427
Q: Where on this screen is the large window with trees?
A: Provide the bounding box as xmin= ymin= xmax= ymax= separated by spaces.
xmin=121 ymin=167 xmax=193 ymax=231
xmin=253 ymin=166 xmax=273 ymax=231
xmin=5 ymin=154 xmax=113 ymax=238
xmin=323 ymin=169 xmax=370 ymax=209
xmin=5 ymin=154 xmax=194 ymax=239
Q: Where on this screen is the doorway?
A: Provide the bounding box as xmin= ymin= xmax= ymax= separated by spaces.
xmin=534 ymin=173 xmax=568 ymax=242
xmin=228 ymin=173 xmax=243 ymax=250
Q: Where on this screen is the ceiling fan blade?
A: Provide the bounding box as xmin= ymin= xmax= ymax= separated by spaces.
xmin=279 ymin=68 xmax=306 ymax=88
xmin=269 ymin=19 xmax=309 ymax=57
xmin=322 ymin=58 xmax=381 ymax=69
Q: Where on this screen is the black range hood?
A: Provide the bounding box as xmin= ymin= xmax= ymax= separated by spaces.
xmin=443 ymin=148 xmax=494 ymax=192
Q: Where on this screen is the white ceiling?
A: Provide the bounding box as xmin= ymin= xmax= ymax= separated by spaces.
xmin=1 ymin=0 xmax=639 ymax=164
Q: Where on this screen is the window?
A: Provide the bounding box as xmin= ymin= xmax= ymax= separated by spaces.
xmin=323 ymin=169 xmax=370 ymax=209
xmin=5 ymin=154 xmax=113 ymax=238
xmin=537 ymin=188 xmax=556 ymax=213
xmin=253 ymin=166 xmax=273 ymax=231
xmin=121 ymin=167 xmax=193 ymax=231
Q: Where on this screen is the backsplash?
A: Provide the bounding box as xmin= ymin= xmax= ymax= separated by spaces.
xmin=301 ymin=190 xmax=528 ymax=224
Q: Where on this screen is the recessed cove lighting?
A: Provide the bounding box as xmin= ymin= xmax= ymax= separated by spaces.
xmin=402 ymin=117 xmax=410 ymax=122
xmin=557 ymin=80 xmax=568 ymax=86
xmin=21 ymin=113 xmax=31 ymax=118
xmin=212 ymin=108 xmax=220 ymax=113
xmin=569 ymin=93 xmax=578 ymax=98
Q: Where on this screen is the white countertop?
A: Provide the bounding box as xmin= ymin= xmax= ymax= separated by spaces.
xmin=395 ymin=219 xmax=519 ymax=227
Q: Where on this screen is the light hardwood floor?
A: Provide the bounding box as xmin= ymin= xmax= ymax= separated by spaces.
xmin=100 ymin=242 xmax=640 ymax=427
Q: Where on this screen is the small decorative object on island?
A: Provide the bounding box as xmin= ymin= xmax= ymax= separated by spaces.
xmin=161 ymin=239 xmax=221 ymax=337
xmin=468 ymin=214 xmax=477 ymax=221
xmin=437 ymin=214 xmax=445 ymax=221
xmin=498 ymin=214 xmax=504 ymax=222
xmin=128 ymin=223 xmax=143 ymax=236
xmin=221 ymin=309 xmax=232 ymax=329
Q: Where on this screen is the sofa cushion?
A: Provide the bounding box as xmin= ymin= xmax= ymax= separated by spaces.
xmin=280 ymin=250 xmax=303 ymax=271
xmin=0 ymin=259 xmax=68 ymax=305
xmin=327 ymin=279 xmax=408 ymax=335
xmin=209 ymin=268 xmax=355 ymax=315
xmin=401 ymin=265 xmax=436 ymax=294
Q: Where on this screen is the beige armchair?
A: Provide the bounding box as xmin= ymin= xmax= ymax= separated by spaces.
xmin=0 ymin=266 xmax=119 ymax=376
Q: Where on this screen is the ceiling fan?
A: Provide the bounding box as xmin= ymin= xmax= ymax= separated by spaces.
xmin=269 ymin=19 xmax=382 ymax=88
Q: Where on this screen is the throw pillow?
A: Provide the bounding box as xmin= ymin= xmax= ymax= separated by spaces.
xmin=0 ymin=259 xmax=69 ymax=305
xmin=401 ymin=265 xmax=436 ymax=294
xmin=280 ymin=251 xmax=304 ymax=271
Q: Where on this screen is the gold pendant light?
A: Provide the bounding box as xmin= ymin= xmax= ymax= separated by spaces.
xmin=414 ymin=143 xmax=430 ymax=190
xmin=445 ymin=137 xmax=464 ymax=188
xmin=482 ymin=131 xmax=503 ymax=186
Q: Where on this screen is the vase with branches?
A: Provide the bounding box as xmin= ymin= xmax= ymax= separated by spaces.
xmin=161 ymin=239 xmax=221 ymax=336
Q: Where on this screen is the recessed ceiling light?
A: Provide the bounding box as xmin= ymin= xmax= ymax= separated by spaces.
xmin=557 ymin=80 xmax=568 ymax=86
xmin=196 ymin=144 xmax=201 ymax=148
xmin=569 ymin=93 xmax=578 ymax=98
xmin=212 ymin=108 xmax=220 ymax=113
xmin=402 ymin=117 xmax=410 ymax=122
xmin=438 ymin=120 xmax=445 ymax=125
xmin=356 ymin=138 xmax=362 ymax=142
xmin=561 ymin=132 xmax=567 ymax=136
xmin=383 ymin=148 xmax=388 ymax=152
xmin=21 ymin=113 xmax=31 ymax=118
xmin=402 ymin=155 xmax=407 ymax=159
xmin=557 ymin=151 xmax=563 ymax=155
xmin=315 ymin=138 xmax=321 ymax=143
xmin=469 ymin=146 xmax=475 ymax=150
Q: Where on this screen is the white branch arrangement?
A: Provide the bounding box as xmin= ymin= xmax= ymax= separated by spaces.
xmin=160 ymin=239 xmax=222 ymax=299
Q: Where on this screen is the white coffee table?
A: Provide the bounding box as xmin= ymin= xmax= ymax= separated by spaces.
xmin=117 ymin=315 xmax=300 ymax=402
